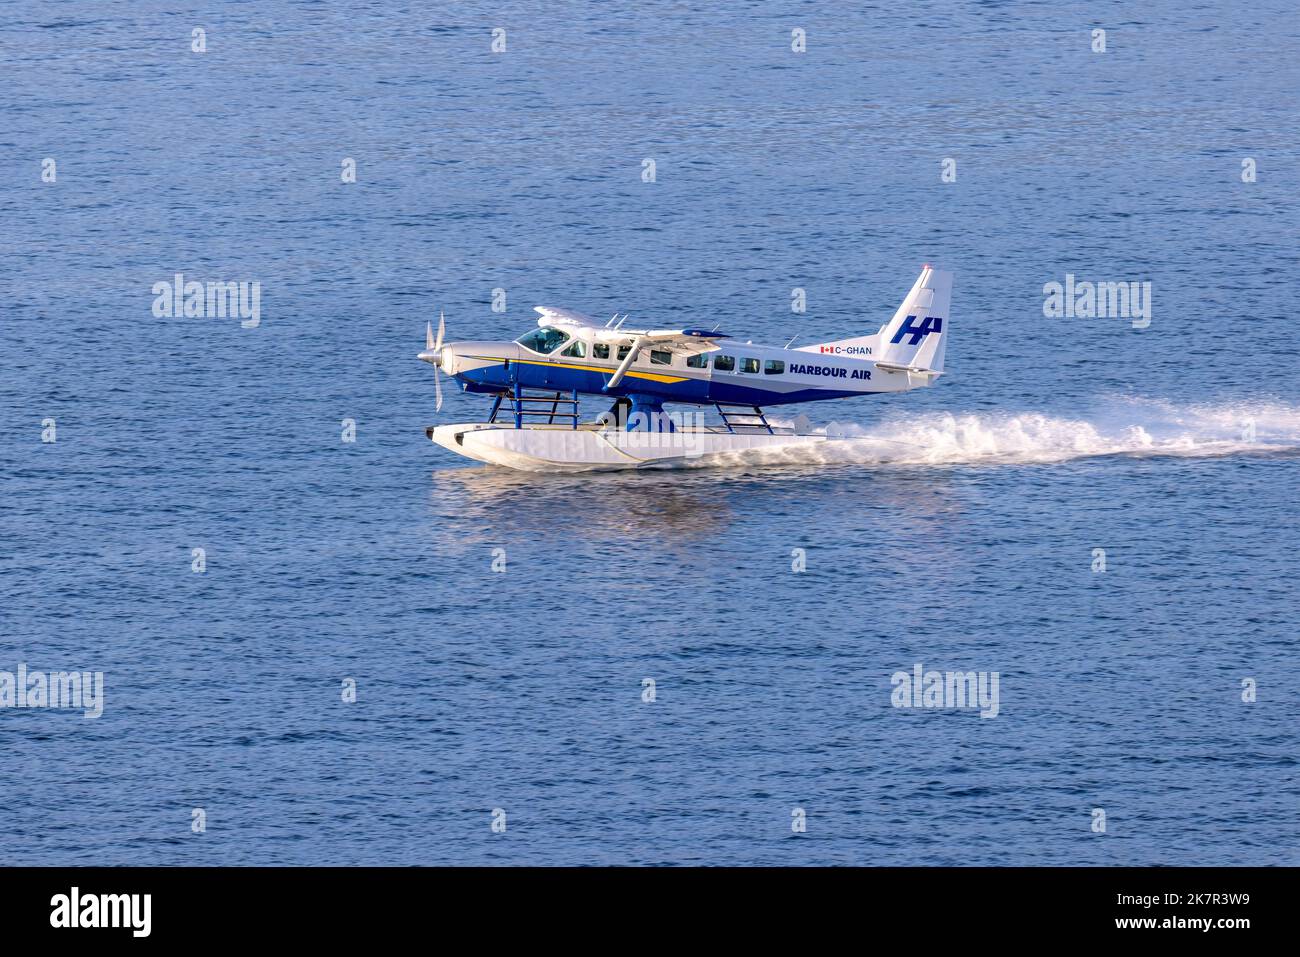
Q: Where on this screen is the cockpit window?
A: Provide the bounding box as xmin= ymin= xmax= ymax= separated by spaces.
xmin=516 ymin=326 xmax=572 ymax=354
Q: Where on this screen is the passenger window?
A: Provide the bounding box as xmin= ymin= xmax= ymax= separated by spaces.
xmin=764 ymin=359 xmax=784 ymax=375
xmin=617 ymin=345 xmax=632 ymax=360
xmin=649 ymin=350 xmax=671 ymax=365
xmin=686 ymin=354 xmax=709 ymax=369
xmin=562 ymin=340 xmax=587 ymax=358
xmin=593 ymin=343 xmax=610 ymax=360
xmin=714 ymin=355 xmax=735 ymax=372
xmin=739 ymin=357 xmax=760 ymax=374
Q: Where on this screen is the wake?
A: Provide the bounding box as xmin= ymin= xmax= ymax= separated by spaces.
xmin=713 ymin=398 xmax=1300 ymax=469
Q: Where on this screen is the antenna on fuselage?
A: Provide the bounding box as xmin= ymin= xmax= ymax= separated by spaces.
xmin=614 ymin=314 xmax=628 ymax=330
xmin=605 ymin=314 xmax=616 ymax=327
xmin=784 ymin=336 xmax=798 ymax=349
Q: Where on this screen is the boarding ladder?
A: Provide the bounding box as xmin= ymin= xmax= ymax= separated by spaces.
xmin=714 ymin=403 xmax=774 ymax=435
xmin=488 ymin=384 xmax=580 ymax=430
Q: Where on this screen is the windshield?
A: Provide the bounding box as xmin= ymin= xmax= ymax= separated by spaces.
xmin=516 ymin=326 xmax=572 ymax=354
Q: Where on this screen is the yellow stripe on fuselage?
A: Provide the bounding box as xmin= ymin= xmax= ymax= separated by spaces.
xmin=465 ymin=355 xmax=689 ymax=384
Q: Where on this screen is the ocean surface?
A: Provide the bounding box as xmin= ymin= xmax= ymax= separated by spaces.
xmin=3 ymin=2 xmax=1298 ymax=865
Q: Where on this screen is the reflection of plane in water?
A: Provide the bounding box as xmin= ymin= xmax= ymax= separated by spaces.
xmin=427 ymin=457 xmax=966 ymax=549
xmin=418 ymin=266 xmax=952 ymax=472
xmin=428 ymin=467 xmax=734 ymax=544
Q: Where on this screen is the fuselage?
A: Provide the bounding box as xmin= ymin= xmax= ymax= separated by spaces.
xmin=437 ymin=332 xmax=909 ymax=408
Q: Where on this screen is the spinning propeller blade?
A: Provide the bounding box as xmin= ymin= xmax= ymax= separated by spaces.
xmin=424 ymin=312 xmax=448 ymax=412
xmin=421 ymin=315 xmax=447 ymax=413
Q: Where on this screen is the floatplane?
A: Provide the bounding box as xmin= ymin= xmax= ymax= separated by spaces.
xmin=419 ymin=265 xmax=951 ymax=471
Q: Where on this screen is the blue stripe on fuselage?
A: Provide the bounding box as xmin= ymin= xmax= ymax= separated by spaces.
xmin=455 ymin=359 xmax=870 ymax=407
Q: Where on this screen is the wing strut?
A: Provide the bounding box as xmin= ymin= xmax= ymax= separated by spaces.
xmin=605 ymin=335 xmax=647 ymax=390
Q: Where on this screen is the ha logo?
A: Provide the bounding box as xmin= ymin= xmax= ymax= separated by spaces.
xmin=889 ymin=315 xmax=943 ymax=345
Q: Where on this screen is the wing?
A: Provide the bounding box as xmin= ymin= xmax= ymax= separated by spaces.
xmin=534 ymin=306 xmax=599 ymax=328
xmin=597 ymin=327 xmax=732 ymax=353
xmin=535 ymin=306 xmax=731 ymax=353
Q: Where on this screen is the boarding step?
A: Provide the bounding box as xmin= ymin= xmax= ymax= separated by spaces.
xmin=714 ymin=403 xmax=774 ymax=435
xmin=489 ymin=387 xmax=582 ymax=429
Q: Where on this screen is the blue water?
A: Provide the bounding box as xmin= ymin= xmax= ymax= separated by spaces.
xmin=4 ymin=2 xmax=1299 ymax=865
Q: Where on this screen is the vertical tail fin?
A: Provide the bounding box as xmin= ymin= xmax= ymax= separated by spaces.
xmin=878 ymin=265 xmax=951 ymax=373
xmin=799 ymin=265 xmax=952 ymax=375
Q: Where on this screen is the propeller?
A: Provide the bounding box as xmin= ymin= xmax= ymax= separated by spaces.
xmin=433 ymin=354 xmax=443 ymax=413
xmin=420 ymin=311 xmax=448 ymax=412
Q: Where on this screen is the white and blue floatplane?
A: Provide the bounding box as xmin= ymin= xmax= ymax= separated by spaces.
xmin=420 ymin=265 xmax=952 ymax=471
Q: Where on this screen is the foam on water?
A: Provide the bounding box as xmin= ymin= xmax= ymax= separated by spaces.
xmin=722 ymin=398 xmax=1300 ymax=469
